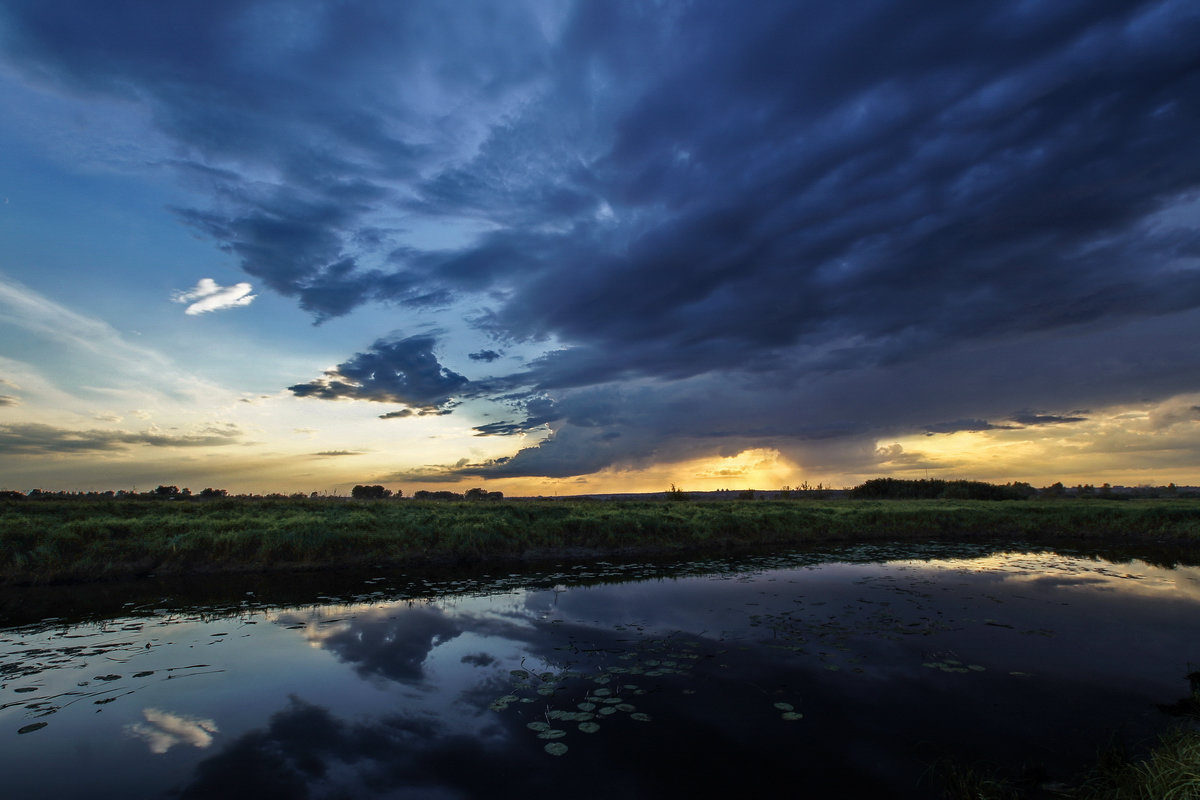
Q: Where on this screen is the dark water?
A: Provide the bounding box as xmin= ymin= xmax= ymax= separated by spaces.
xmin=2 ymin=543 xmax=1198 ymax=798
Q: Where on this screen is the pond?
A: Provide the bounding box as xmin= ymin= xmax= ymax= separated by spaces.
xmin=2 ymin=542 xmax=1198 ymax=798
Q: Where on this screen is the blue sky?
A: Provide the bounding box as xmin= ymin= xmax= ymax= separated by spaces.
xmin=2 ymin=0 xmax=1199 ymax=495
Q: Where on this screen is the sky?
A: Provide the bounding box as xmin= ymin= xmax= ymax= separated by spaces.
xmin=1 ymin=0 xmax=1199 ymax=497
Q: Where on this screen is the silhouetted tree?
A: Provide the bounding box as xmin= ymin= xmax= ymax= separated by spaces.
xmin=413 ymin=490 xmax=463 ymax=501
xmin=154 ymin=485 xmax=180 ymax=498
xmin=351 ymin=484 xmax=392 ymax=499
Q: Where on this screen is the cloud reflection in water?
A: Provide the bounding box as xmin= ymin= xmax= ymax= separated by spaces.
xmin=125 ymin=708 xmax=219 ymax=754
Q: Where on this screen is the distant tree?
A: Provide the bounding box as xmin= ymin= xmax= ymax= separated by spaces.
xmin=413 ymin=490 xmax=463 ymax=501
xmin=850 ymin=478 xmax=1032 ymax=501
xmin=667 ymin=484 xmax=689 ymax=501
xmin=351 ymin=484 xmax=392 ymax=499
xmin=0 ymin=490 xmax=26 ymax=500
xmin=199 ymin=488 xmax=228 ymax=499
xmin=154 ymin=485 xmax=180 ymax=499
xmin=464 ymin=487 xmax=499 ymax=501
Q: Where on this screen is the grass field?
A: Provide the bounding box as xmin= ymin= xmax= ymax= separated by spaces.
xmin=2 ymin=496 xmax=1199 ymax=585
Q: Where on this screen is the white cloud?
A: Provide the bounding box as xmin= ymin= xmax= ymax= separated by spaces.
xmin=172 ymin=278 xmax=256 ymax=315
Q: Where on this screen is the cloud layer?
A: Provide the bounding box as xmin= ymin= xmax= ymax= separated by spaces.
xmin=4 ymin=0 xmax=1200 ymax=482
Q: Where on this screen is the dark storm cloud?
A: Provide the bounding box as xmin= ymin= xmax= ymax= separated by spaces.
xmin=5 ymin=1 xmax=1200 ymax=478
xmin=289 ymin=336 xmax=468 ymax=411
xmin=468 ymin=350 xmax=502 ymax=363
xmin=445 ymin=309 xmax=1200 ymax=479
xmin=0 ymin=422 xmax=241 ymax=455
xmin=0 ymin=395 xmax=19 ymax=407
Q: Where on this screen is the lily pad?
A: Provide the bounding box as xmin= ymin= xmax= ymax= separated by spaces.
xmin=774 ymin=702 xmax=794 ymax=712
xmin=579 ymin=722 xmax=601 ymax=733
xmin=781 ymin=712 xmax=804 ymax=721
xmin=527 ymin=721 xmax=550 ymax=732
xmin=630 ymin=713 xmax=652 ymax=722
xmin=577 ymin=702 xmax=596 ymax=712
xmin=544 ymin=742 xmax=569 ymax=756
xmin=537 ymin=729 xmax=567 ymax=740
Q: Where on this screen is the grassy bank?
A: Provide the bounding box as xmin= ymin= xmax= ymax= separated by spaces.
xmin=2 ymin=497 xmax=1199 ymax=585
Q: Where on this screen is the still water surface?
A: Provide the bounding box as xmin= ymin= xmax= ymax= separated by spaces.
xmin=2 ymin=543 xmax=1198 ymax=798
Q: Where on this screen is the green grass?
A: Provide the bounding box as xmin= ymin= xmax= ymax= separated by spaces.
xmin=2 ymin=497 xmax=1199 ymax=585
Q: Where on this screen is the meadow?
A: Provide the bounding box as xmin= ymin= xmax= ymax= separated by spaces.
xmin=3 ymin=495 xmax=1199 ymax=585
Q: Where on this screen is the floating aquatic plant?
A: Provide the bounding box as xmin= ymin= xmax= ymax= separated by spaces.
xmin=544 ymin=742 xmax=568 ymax=756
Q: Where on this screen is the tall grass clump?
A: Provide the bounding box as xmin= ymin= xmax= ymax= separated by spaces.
xmin=1074 ymin=728 xmax=1200 ymax=800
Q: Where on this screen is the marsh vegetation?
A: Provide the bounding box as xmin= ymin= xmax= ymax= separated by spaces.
xmin=2 ymin=494 xmax=1199 ymax=585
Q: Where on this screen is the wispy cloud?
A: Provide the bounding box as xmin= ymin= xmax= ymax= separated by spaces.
xmin=0 ymin=422 xmax=242 ymax=455
xmin=172 ymin=278 xmax=256 ymax=315
xmin=0 ymin=274 xmax=233 ymax=411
